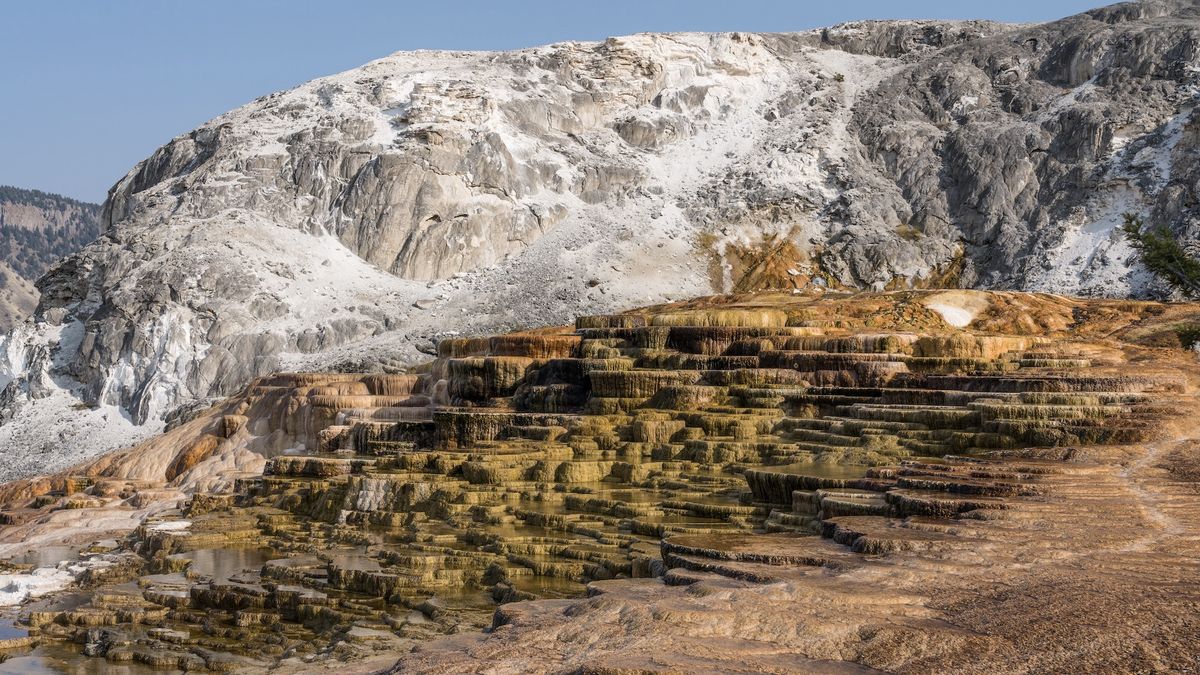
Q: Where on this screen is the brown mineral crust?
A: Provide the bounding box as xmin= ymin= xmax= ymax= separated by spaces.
xmin=0 ymin=290 xmax=1197 ymax=672
xmin=383 ymin=292 xmax=1200 ymax=673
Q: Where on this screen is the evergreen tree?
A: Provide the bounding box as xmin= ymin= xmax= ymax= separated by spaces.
xmin=1122 ymin=213 xmax=1200 ymax=298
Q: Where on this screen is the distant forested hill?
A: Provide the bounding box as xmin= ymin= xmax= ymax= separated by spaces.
xmin=0 ymin=185 xmax=102 ymax=282
xmin=0 ymin=186 xmax=102 ymax=328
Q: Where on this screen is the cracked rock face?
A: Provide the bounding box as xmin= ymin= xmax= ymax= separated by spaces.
xmin=3 ymin=1 xmax=1200 ymax=479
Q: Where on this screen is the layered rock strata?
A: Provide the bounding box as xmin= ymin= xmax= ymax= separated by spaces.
xmin=0 ymin=290 xmax=1196 ymax=671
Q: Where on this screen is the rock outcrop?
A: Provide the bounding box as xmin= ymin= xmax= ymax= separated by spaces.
xmin=5 ymin=1 xmax=1200 ymax=478
xmin=0 ymin=289 xmax=1197 ymax=672
xmin=0 ymin=263 xmax=37 ymax=333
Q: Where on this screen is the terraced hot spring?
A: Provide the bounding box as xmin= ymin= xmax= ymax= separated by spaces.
xmin=0 ymin=295 xmax=1180 ymax=670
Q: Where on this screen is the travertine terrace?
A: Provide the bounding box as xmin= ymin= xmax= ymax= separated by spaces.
xmin=7 ymin=1 xmax=1200 ymax=479
xmin=0 ymin=289 xmax=1198 ymax=672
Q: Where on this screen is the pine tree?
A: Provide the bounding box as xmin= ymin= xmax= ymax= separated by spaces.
xmin=1122 ymin=213 xmax=1200 ymax=298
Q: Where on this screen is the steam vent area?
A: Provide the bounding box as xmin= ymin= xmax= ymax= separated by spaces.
xmin=2 ymin=290 xmax=1200 ymax=672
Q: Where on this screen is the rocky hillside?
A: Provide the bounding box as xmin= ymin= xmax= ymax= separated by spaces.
xmin=0 ymin=263 xmax=37 ymax=333
xmin=2 ymin=0 xmax=1200 ymax=479
xmin=0 ymin=186 xmax=102 ymax=281
xmin=0 ymin=187 xmax=102 ymax=330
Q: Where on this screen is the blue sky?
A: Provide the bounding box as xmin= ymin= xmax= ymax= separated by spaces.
xmin=1 ymin=0 xmax=1102 ymax=203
